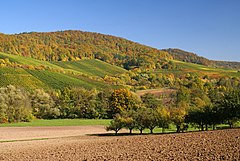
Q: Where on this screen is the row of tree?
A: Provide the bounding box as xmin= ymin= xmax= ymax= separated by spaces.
xmin=107 ymin=88 xmax=240 ymax=134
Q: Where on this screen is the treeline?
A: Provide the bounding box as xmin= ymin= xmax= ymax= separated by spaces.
xmin=107 ymin=89 xmax=240 ymax=134
xmin=0 ymin=85 xmax=112 ymax=123
xmin=0 ymin=31 xmax=172 ymax=70
xmin=0 ymin=86 xmax=138 ymax=123
xmin=164 ymin=48 xmax=240 ymax=69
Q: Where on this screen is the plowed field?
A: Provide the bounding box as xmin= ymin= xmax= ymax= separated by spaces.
xmin=0 ymin=126 xmax=239 ymax=160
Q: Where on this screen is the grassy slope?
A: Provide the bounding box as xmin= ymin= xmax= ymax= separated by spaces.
xmin=0 ymin=52 xmax=61 ymax=69
xmin=0 ymin=67 xmax=47 ymax=90
xmin=155 ymin=60 xmax=240 ymax=78
xmin=51 ymin=59 xmax=126 ymax=77
xmin=26 ymin=70 xmax=100 ymax=90
xmin=0 ymin=52 xmax=127 ymax=90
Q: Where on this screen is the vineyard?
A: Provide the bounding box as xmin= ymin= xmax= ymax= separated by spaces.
xmin=0 ymin=52 xmax=126 ymax=90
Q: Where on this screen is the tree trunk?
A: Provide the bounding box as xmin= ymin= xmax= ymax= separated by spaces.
xmin=205 ymin=124 xmax=208 ymax=131
xmin=129 ymin=129 xmax=132 ymax=134
xmin=212 ymin=124 xmax=215 ymax=130
xmin=150 ymin=128 xmax=153 ymax=134
xmin=140 ymin=129 xmax=143 ymax=134
xmin=162 ymin=127 xmax=165 ymax=133
xmin=201 ymin=124 xmax=204 ymax=131
xmin=176 ymin=125 xmax=180 ymax=133
xmin=228 ymin=120 xmax=233 ymax=128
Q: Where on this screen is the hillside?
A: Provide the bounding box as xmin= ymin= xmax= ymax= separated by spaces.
xmin=0 ymin=30 xmax=239 ymax=91
xmin=52 ymin=59 xmax=126 ymax=77
xmin=0 ymin=52 xmax=127 ymax=90
xmin=0 ymin=30 xmax=171 ymax=70
xmin=164 ymin=48 xmax=240 ymax=70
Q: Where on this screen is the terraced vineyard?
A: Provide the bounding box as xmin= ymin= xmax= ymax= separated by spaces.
xmin=0 ymin=67 xmax=46 ymax=89
xmin=0 ymin=52 xmax=127 ymax=90
xmin=52 ymin=59 xmax=126 ymax=77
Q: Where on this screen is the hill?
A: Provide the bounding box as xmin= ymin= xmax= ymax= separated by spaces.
xmin=164 ymin=48 xmax=240 ymax=70
xmin=0 ymin=30 xmax=239 ymax=91
xmin=0 ymin=30 xmax=172 ymax=70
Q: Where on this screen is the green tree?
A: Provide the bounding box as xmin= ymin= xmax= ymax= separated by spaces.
xmin=95 ymin=90 xmax=111 ymax=119
xmin=218 ymin=89 xmax=240 ymax=127
xmin=0 ymin=85 xmax=32 ymax=123
xmin=121 ymin=110 xmax=136 ymax=134
xmin=170 ymin=107 xmax=187 ymax=133
xmin=31 ymin=89 xmax=59 ymax=119
xmin=133 ymin=108 xmax=147 ymax=134
xmin=106 ymin=114 xmax=124 ymax=135
xmin=71 ymin=88 xmax=98 ymax=119
xmin=156 ymin=107 xmax=171 ymax=133
xmin=143 ymin=108 xmax=159 ymax=134
xmin=141 ymin=93 xmax=162 ymax=109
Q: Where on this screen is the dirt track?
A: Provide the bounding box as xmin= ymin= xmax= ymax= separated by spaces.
xmin=0 ymin=127 xmax=239 ymax=160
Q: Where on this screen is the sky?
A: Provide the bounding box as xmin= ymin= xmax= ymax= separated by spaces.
xmin=0 ymin=0 xmax=240 ymax=61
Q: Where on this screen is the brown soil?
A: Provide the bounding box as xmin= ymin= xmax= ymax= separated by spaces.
xmin=0 ymin=126 xmax=111 ymax=141
xmin=0 ymin=127 xmax=239 ymax=161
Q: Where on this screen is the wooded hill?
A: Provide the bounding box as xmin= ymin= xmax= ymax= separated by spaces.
xmin=0 ymin=30 xmax=171 ymax=70
xmin=164 ymin=48 xmax=240 ymax=70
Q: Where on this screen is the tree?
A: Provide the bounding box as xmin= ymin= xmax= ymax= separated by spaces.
xmin=170 ymin=107 xmax=187 ymax=133
xmin=156 ymin=107 xmax=171 ymax=133
xmin=133 ymin=108 xmax=147 ymax=134
xmin=109 ymin=89 xmax=140 ymax=117
xmin=106 ymin=114 xmax=124 ymax=135
xmin=141 ymin=93 xmax=162 ymax=109
xmin=71 ymin=88 xmax=98 ymax=119
xmin=31 ymin=89 xmax=59 ymax=119
xmin=143 ymin=108 xmax=159 ymax=134
xmin=121 ymin=110 xmax=136 ymax=134
xmin=0 ymin=85 xmax=32 ymax=123
xmin=95 ymin=90 xmax=111 ymax=119
xmin=55 ymin=87 xmax=74 ymax=118
xmin=218 ymin=89 xmax=240 ymax=127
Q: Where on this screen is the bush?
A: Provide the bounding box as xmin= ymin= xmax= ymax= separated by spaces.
xmin=0 ymin=85 xmax=32 ymax=123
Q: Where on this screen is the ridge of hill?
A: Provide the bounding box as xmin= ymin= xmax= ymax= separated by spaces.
xmin=163 ymin=48 xmax=240 ymax=70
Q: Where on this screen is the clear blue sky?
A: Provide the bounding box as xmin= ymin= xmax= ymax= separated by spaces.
xmin=1 ymin=0 xmax=240 ymax=61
